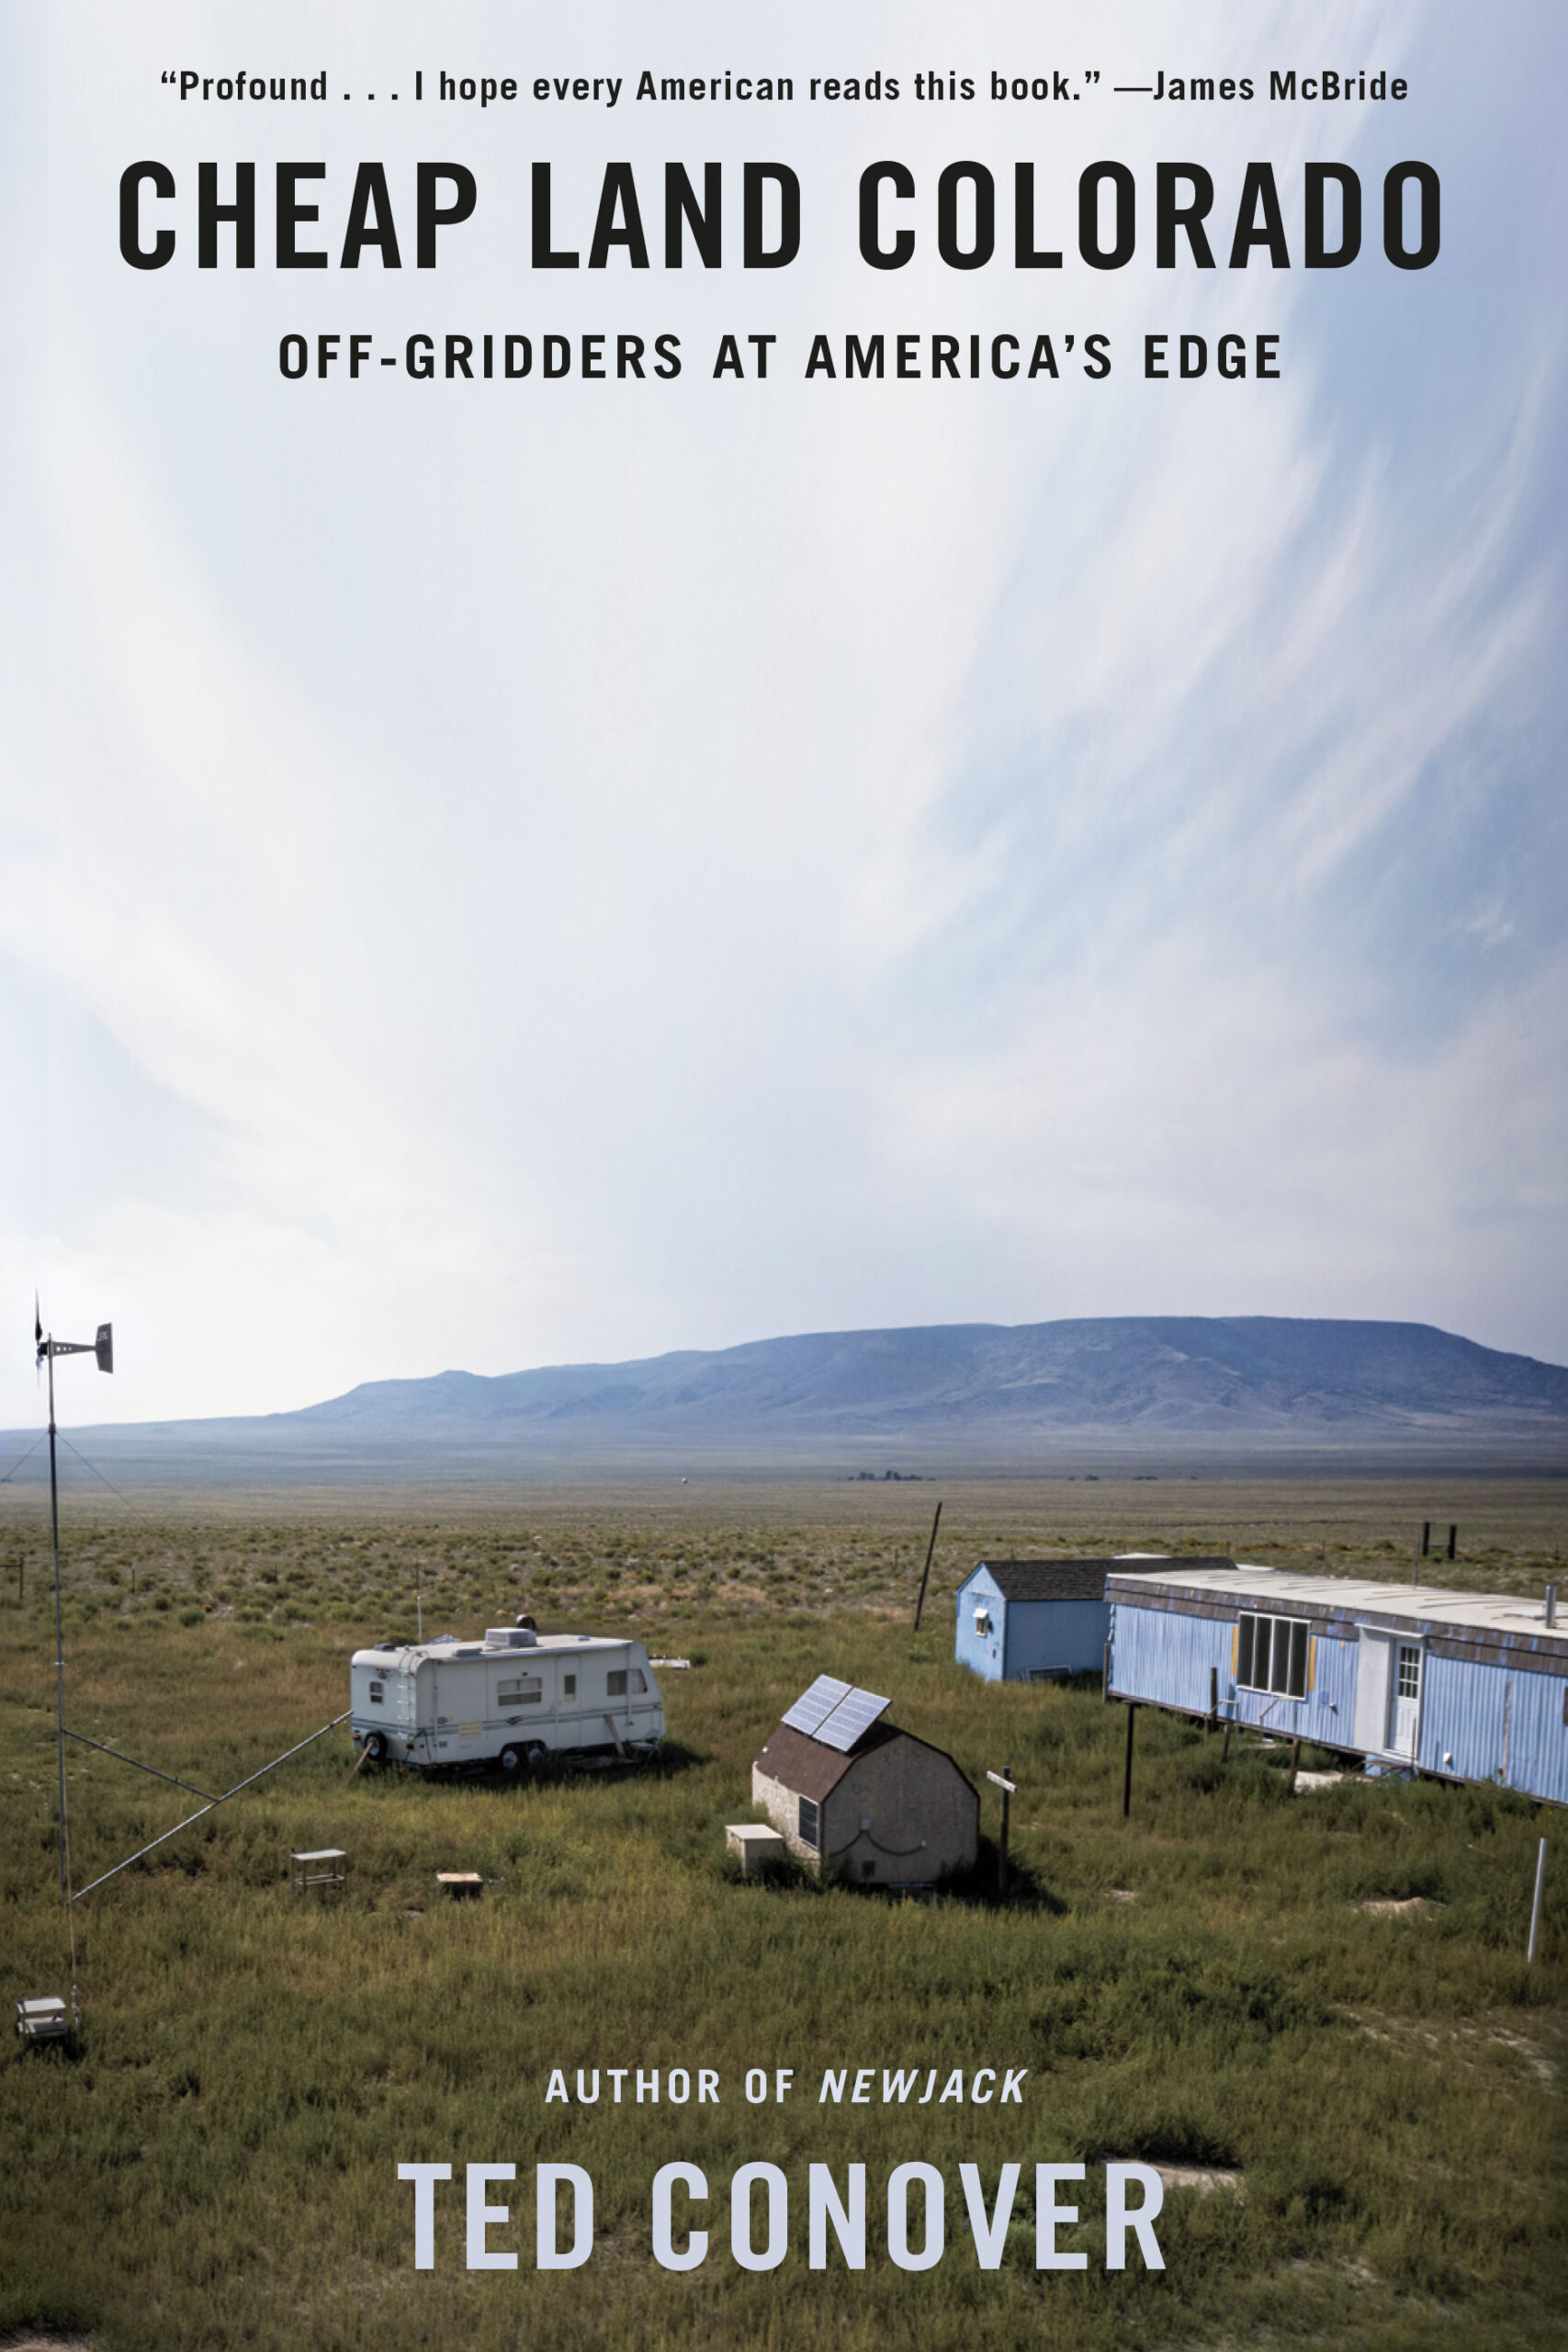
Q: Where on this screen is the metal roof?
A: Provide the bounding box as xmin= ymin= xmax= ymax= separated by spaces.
xmin=1108 ymin=1564 xmax=1568 ymax=1651
xmin=352 ymin=1632 xmax=637 ymax=1667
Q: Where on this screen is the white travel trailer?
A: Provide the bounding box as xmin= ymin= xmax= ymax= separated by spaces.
xmin=349 ymin=1624 xmax=665 ymax=1773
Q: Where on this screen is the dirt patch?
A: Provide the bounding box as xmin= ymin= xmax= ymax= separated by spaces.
xmin=1356 ymin=1895 xmax=1433 ymax=1916
xmin=1106 ymin=1887 xmax=1138 ymax=1903
xmin=1153 ymin=2164 xmax=1243 ymax=2195
xmin=1344 ymin=2009 xmax=1557 ymax=2090
xmin=1 ymin=2335 xmax=100 ymax=2351
xmin=1293 ymin=1770 xmax=1346 ymax=1792
xmin=1482 ymin=2026 xmax=1557 ymax=2093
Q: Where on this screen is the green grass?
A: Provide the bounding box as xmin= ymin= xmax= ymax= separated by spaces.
xmin=0 ymin=1499 xmax=1564 ymax=2350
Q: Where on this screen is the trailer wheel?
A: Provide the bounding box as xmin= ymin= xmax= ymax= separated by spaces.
xmin=525 ymin=1743 xmax=547 ymax=1773
xmin=364 ymin=1730 xmax=386 ymax=1763
xmin=498 ymin=1744 xmax=524 ymax=1774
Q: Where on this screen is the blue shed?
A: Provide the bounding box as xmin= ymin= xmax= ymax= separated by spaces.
xmin=1105 ymin=1565 xmax=1568 ymax=1806
xmin=955 ymin=1555 xmax=1236 ymax=1684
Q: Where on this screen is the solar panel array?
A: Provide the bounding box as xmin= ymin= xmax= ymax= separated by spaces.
xmin=781 ymin=1675 xmax=891 ymax=1752
xmin=814 ymin=1686 xmax=891 ymax=1752
xmin=781 ymin=1675 xmax=853 ymax=1736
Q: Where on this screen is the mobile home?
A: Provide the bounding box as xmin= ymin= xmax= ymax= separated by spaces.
xmin=1105 ymin=1566 xmax=1568 ymax=1805
xmin=349 ymin=1624 xmax=664 ymax=1772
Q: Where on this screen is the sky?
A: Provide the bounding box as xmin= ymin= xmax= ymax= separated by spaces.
xmin=2 ymin=0 xmax=1565 ymax=1426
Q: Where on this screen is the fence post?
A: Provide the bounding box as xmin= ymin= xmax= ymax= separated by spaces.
xmin=1528 ymin=1838 xmax=1548 ymax=1963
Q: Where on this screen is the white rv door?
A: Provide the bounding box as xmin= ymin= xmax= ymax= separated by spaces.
xmin=556 ymin=1657 xmax=583 ymax=1748
xmin=430 ymin=1664 xmax=483 ymax=1761
xmin=1353 ymin=1631 xmax=1393 ymax=1754
xmin=1388 ymin=1644 xmax=1422 ymax=1759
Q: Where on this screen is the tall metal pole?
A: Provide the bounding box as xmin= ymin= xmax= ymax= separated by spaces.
xmin=1527 ymin=1838 xmax=1547 ymax=1963
xmin=47 ymin=1340 xmax=68 ymax=1898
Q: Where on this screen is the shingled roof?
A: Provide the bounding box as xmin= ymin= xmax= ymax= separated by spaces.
xmin=973 ymin=1555 xmax=1237 ymax=1603
xmin=753 ymin=1716 xmax=973 ymax=1802
xmin=753 ymin=1718 xmax=893 ymax=1801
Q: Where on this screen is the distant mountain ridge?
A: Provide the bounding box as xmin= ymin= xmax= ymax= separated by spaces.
xmin=276 ymin=1317 xmax=1568 ymax=1440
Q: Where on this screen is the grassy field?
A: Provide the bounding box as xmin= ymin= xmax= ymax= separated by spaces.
xmin=1 ymin=1476 xmax=1564 ymax=2350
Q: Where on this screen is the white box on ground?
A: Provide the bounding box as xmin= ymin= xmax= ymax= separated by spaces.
xmin=728 ymin=1825 xmax=787 ymax=1877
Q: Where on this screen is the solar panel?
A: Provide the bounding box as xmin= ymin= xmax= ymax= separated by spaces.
xmin=781 ymin=1674 xmax=853 ymax=1736
xmin=813 ymin=1686 xmax=891 ymax=1752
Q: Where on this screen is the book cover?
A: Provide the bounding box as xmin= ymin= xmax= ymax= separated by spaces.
xmin=2 ymin=6 xmax=1562 ymax=2349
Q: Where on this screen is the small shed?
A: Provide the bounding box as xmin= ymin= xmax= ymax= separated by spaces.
xmin=954 ymin=1555 xmax=1237 ymax=1683
xmin=1105 ymin=1565 xmax=1568 ymax=1805
xmin=751 ymin=1675 xmax=978 ymax=1886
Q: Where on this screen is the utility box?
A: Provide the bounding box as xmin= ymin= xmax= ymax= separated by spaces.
xmin=16 ymin=1996 xmax=69 ymax=2043
xmin=349 ymin=1624 xmax=665 ymax=1773
xmin=727 ymin=1824 xmax=787 ymax=1878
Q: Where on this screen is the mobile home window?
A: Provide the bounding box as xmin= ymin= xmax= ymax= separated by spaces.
xmin=797 ymin=1795 xmax=820 ymax=1849
xmin=607 ymin=1669 xmax=628 ymax=1697
xmin=1235 ymin=1613 xmax=1309 ymax=1699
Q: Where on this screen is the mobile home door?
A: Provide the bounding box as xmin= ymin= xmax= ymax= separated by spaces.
xmin=1387 ymin=1643 xmax=1422 ymax=1759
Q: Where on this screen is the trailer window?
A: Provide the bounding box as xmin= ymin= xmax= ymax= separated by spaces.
xmin=498 ymin=1679 xmax=542 ymax=1706
xmin=797 ymin=1796 xmax=820 ymax=1849
xmin=562 ymin=1673 xmax=577 ymax=1700
xmin=630 ymin=1668 xmax=647 ymax=1693
xmin=1236 ymin=1613 xmax=1308 ymax=1699
xmin=368 ymin=1682 xmax=384 ymax=1704
xmin=607 ymin=1669 xmax=628 ymax=1697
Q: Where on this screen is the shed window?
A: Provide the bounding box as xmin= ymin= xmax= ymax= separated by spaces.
xmin=607 ymin=1669 xmax=628 ymax=1697
xmin=974 ymin=1607 xmax=992 ymax=1635
xmin=797 ymin=1795 xmax=820 ymax=1849
xmin=497 ymin=1678 xmax=542 ymax=1706
xmin=1236 ymin=1613 xmax=1308 ymax=1699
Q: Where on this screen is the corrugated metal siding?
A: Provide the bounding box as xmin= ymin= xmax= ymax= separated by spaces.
xmin=1418 ymin=1649 xmax=1509 ymax=1785
xmin=1111 ymin=1600 xmax=1226 ymax=1712
xmin=1296 ymin=1634 xmax=1357 ymax=1743
xmin=1112 ymin=1596 xmax=1568 ymax=1803
xmin=1504 ymin=1668 xmax=1568 ymax=1804
xmin=1421 ymin=1654 xmax=1568 ymax=1804
xmin=1111 ymin=1600 xmax=1358 ymax=1747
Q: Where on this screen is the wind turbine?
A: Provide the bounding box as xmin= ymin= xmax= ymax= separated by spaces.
xmin=35 ymin=1300 xmax=113 ymax=1897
